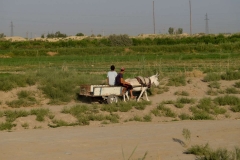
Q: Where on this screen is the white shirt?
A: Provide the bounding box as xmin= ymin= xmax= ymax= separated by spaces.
xmin=107 ymin=71 xmax=117 ymax=85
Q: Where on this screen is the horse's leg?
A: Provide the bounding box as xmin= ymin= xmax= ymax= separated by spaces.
xmin=125 ymin=91 xmax=129 ymax=101
xmin=136 ymin=87 xmax=147 ymax=102
xmin=144 ymin=90 xmax=150 ymax=101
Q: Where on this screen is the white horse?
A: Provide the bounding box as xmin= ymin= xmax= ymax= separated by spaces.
xmin=123 ymin=74 xmax=159 ymax=102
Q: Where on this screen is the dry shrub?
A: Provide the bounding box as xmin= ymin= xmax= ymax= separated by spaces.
xmin=0 ymin=55 xmax=11 ymax=58
xmin=185 ymin=70 xmax=204 ymax=77
xmin=124 ymin=48 xmax=131 ymax=52
xmin=47 ymin=52 xmax=58 ymax=56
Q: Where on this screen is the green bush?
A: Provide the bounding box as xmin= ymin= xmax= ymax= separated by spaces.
xmin=206 ymin=89 xmax=218 ymax=96
xmin=167 ymin=75 xmax=186 ymax=86
xmin=177 ymin=97 xmax=195 ymax=104
xmin=225 ymin=87 xmax=239 ymax=94
xmin=179 ymin=113 xmax=191 ymax=120
xmin=30 ymin=108 xmax=50 ymax=121
xmin=174 ymin=102 xmax=184 ymax=108
xmin=221 ymin=70 xmax=240 ymax=80
xmin=203 ymin=73 xmax=221 ymax=82
xmin=208 ymin=81 xmax=220 ymax=89
xmin=185 ymin=143 xmax=211 ymax=156
xmin=143 ymin=114 xmax=152 ymax=122
xmin=6 ymin=90 xmax=37 ymax=108
xmin=174 ymin=91 xmax=189 ymax=96
xmin=190 ymin=106 xmax=214 ymax=120
xmin=195 ymin=98 xmax=226 ymax=115
xmin=214 ymin=95 xmax=240 ymax=106
xmin=234 ymin=81 xmax=240 ymax=88
xmin=4 ymin=110 xmax=29 ymax=122
xmin=157 ymin=104 xmax=176 ymax=118
xmin=231 ymin=105 xmax=240 ymax=112
xmin=108 ymin=34 xmax=132 ymax=46
xmin=0 ymin=74 xmax=36 ymax=91
xmin=0 ymin=122 xmax=16 ymax=131
xmin=186 ymin=144 xmax=240 ymax=160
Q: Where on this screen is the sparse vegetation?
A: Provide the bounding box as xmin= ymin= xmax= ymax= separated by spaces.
xmin=155 ymin=103 xmax=176 ymax=118
xmin=179 ymin=113 xmax=191 ymax=120
xmin=21 ymin=122 xmax=29 ymax=129
xmin=185 ymin=144 xmax=240 ymax=160
xmin=167 ymin=75 xmax=186 ymax=86
xmin=30 ymin=108 xmax=50 ymax=122
xmin=208 ymin=81 xmax=220 ymax=89
xmin=174 ymin=91 xmax=189 ymax=96
xmin=182 ymin=128 xmax=191 ymax=147
xmin=6 ymin=90 xmax=37 ymax=108
xmin=225 ymin=87 xmax=239 ymax=94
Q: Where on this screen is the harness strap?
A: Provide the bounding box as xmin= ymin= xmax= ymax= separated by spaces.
xmin=135 ymin=76 xmax=151 ymax=88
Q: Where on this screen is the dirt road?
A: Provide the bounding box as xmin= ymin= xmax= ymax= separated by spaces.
xmin=0 ymin=120 xmax=239 ymax=160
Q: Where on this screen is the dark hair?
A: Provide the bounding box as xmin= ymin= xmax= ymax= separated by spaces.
xmin=110 ymin=65 xmax=115 ymax=70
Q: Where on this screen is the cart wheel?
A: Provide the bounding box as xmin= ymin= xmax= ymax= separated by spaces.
xmin=107 ymin=94 xmax=118 ymax=104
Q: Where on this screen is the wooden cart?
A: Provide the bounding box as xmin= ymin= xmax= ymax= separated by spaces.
xmin=79 ymin=85 xmax=123 ymax=104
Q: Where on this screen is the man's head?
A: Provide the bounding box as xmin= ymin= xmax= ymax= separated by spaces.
xmin=110 ymin=65 xmax=115 ymax=71
xmin=120 ymin=67 xmax=125 ymax=72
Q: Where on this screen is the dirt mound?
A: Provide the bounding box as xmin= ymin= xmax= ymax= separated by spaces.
xmin=185 ymin=69 xmax=204 ymax=77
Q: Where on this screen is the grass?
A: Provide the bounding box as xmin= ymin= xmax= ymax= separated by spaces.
xmin=174 ymin=91 xmax=189 ymax=96
xmin=182 ymin=128 xmax=191 ymax=147
xmin=176 ymin=97 xmax=195 ymax=104
xmin=0 ymin=41 xmax=240 ymax=130
xmin=234 ymin=81 xmax=240 ymax=88
xmin=21 ymin=122 xmax=29 ymax=129
xmin=206 ymin=89 xmax=218 ymax=96
xmin=221 ymin=70 xmax=240 ymax=80
xmin=174 ymin=103 xmax=184 ymax=108
xmin=156 ymin=86 xmax=169 ymax=94
xmin=4 ymin=110 xmax=29 ymax=122
xmin=179 ymin=113 xmax=191 ymax=120
xmin=196 ymin=98 xmax=226 ymax=115
xmin=30 ymin=108 xmax=50 ymax=122
xmin=6 ymin=90 xmax=37 ymax=108
xmin=0 ymin=73 xmax=36 ymax=91
xmin=167 ymin=75 xmax=186 ymax=86
xmin=225 ymin=87 xmax=239 ymax=94
xmin=190 ymin=107 xmax=214 ymax=120
xmin=208 ymin=81 xmax=220 ymax=89
xmin=49 ymin=119 xmax=77 ymax=128
xmin=101 ymin=101 xmax=151 ymax=113
xmin=185 ymin=144 xmax=240 ymax=160
xmin=0 ymin=122 xmax=16 ymax=131
xmin=61 ymin=105 xmax=120 ymax=126
xmin=231 ymin=104 xmax=240 ymax=112
xmin=155 ymin=103 xmax=176 ymax=118
xmin=203 ymin=73 xmax=221 ymax=82
xmin=214 ymin=95 xmax=240 ymax=106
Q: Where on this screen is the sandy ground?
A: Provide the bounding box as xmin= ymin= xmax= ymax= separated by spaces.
xmin=0 ymin=120 xmax=239 ymax=160
xmin=1 ymin=76 xmax=240 ymax=159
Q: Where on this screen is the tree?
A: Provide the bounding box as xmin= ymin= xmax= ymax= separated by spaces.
xmin=108 ymin=34 xmax=132 ymax=46
xmin=168 ymin=27 xmax=174 ymax=35
xmin=46 ymin=31 xmax=67 ymax=38
xmin=76 ymin=33 xmax=84 ymax=36
xmin=176 ymin=28 xmax=183 ymax=34
xmin=0 ymin=33 xmax=6 ymax=38
xmin=41 ymin=34 xmax=45 ymax=38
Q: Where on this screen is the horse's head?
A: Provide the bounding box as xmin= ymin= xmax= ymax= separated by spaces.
xmin=150 ymin=73 xmax=159 ymax=86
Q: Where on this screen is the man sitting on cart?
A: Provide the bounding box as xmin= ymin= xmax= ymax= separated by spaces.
xmin=115 ymin=67 xmax=135 ymax=99
xmin=107 ymin=65 xmax=117 ymax=86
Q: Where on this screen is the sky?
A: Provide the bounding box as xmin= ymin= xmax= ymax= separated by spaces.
xmin=0 ymin=0 xmax=239 ymax=37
